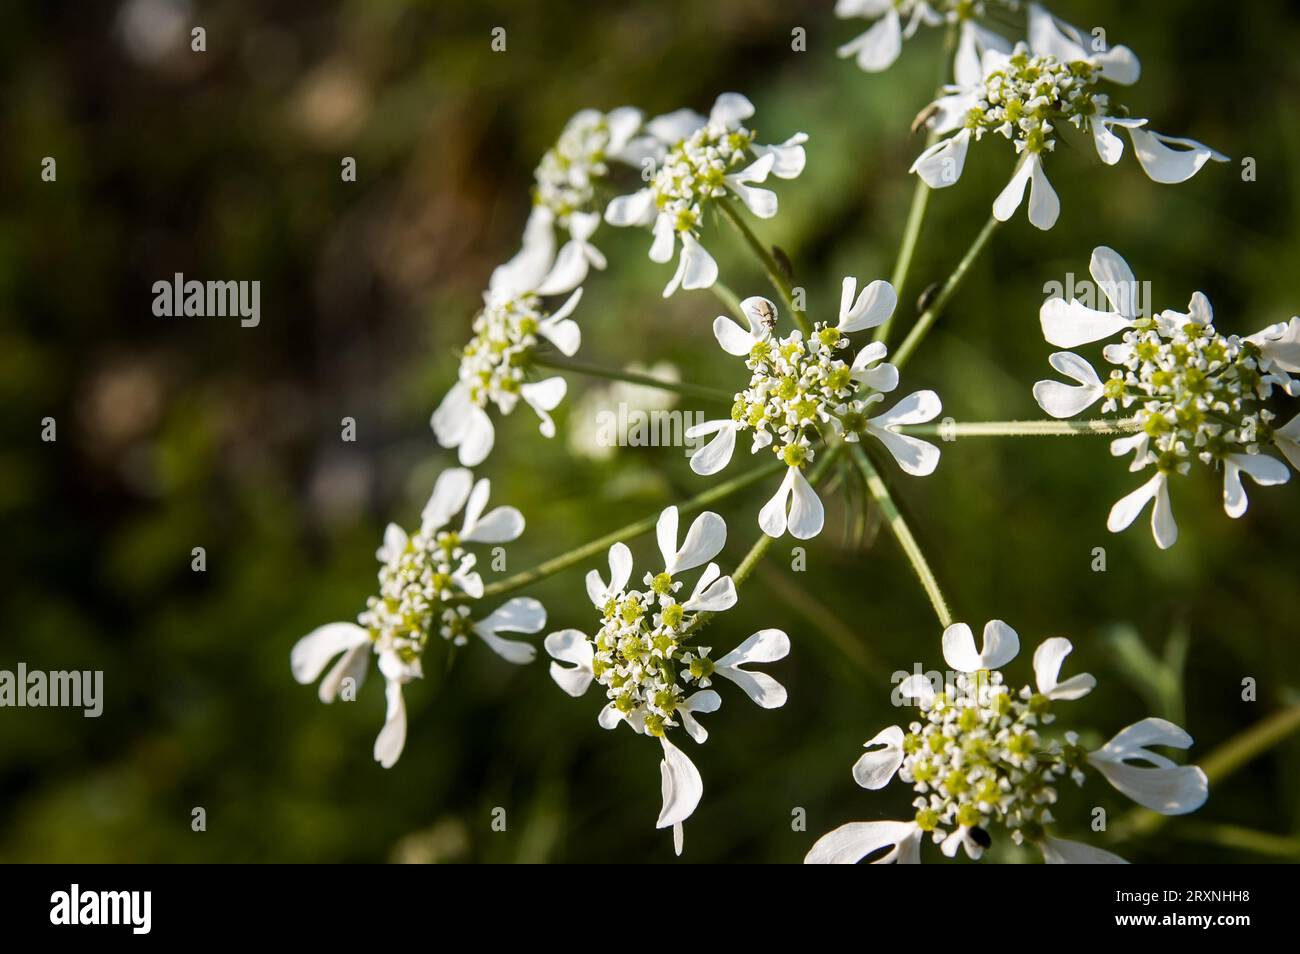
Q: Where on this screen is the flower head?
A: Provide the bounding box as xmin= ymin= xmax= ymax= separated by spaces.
xmin=604 ymin=93 xmax=808 ymax=297
xmin=291 ymin=468 xmax=544 ymax=768
xmin=686 ymin=287 xmax=941 ymax=539
xmin=911 ymin=4 xmax=1225 ymax=230
xmin=1033 ymin=246 xmax=1295 ymax=548
xmin=431 ymin=243 xmax=585 ymax=467
xmin=806 ymin=620 xmax=1207 ymax=864
xmin=544 ymin=506 xmax=790 ymax=854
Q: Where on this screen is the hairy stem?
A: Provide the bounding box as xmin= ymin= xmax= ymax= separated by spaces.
xmin=849 ymin=443 xmax=953 ymax=628
xmin=898 ymin=418 xmax=1144 ymax=438
xmin=717 ymin=199 xmax=811 ymax=335
xmin=893 ymin=214 xmax=1001 ymax=371
xmin=533 ymin=354 xmax=732 ymax=403
xmin=468 ymin=458 xmax=787 ymax=602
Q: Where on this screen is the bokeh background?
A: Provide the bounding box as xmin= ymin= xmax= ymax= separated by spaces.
xmin=3 ymin=0 xmax=1298 ymax=863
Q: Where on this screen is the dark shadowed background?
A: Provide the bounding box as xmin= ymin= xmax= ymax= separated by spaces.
xmin=2 ymin=0 xmax=1298 ymax=862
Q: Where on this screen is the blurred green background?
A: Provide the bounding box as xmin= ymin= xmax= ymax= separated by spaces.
xmin=2 ymin=0 xmax=1298 ymax=863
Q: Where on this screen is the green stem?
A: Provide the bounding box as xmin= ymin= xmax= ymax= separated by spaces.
xmin=897 ymin=418 xmax=1144 ymax=438
xmin=533 ymin=354 xmax=731 ymax=403
xmin=684 ymin=443 xmax=845 ymax=635
xmin=892 ymin=214 xmax=1001 ymax=371
xmin=874 ymin=23 xmax=957 ymax=346
xmin=709 ymin=279 xmax=745 ymax=323
xmin=717 ymin=199 xmax=811 ymax=335
xmin=469 ymin=458 xmax=787 ymax=602
xmin=1111 ymin=701 xmax=1300 ymax=842
xmin=849 ymin=443 xmax=953 ymax=628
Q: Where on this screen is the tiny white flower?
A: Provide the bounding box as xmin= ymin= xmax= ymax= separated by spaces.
xmin=604 ymin=93 xmax=807 ymax=297
xmin=542 ymin=506 xmax=789 ymax=854
xmin=291 ymin=468 xmax=540 ymax=768
xmin=807 ymin=623 xmax=1207 ymax=863
xmin=1034 ymin=246 xmax=1297 ymax=547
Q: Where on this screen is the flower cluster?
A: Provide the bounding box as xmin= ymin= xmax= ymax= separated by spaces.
xmin=688 ymin=285 xmax=942 ymax=539
xmin=605 ymin=93 xmax=807 ymax=297
xmin=806 ymin=620 xmax=1208 ymax=864
xmin=910 ymin=4 xmax=1224 ymax=229
xmin=431 ymin=230 xmax=586 ymax=466
xmin=544 ymin=507 xmax=790 ymax=854
xmin=1034 ymin=246 xmax=1300 ymax=547
xmin=292 ymin=469 xmax=544 ymax=768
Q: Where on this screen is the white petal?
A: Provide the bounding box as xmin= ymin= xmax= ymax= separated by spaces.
xmin=1092 ymin=119 xmax=1126 ymax=165
xmin=688 ymin=421 xmax=739 ymax=476
xmin=673 ymin=235 xmax=718 ymax=294
xmin=804 ymin=820 xmax=922 ymax=864
xmin=373 ymin=679 xmax=407 ymax=769
xmin=539 ymin=314 xmax=582 ymax=357
xmin=462 ymin=505 xmax=525 ymax=544
xmin=708 ymin=92 xmax=755 ymax=128
xmin=910 ymin=130 xmax=969 ymax=189
xmin=645 ymin=108 xmax=706 ymax=145
xmin=656 ymin=506 xmax=680 ymax=569
xmin=716 ymin=628 xmax=790 ymax=708
xmin=604 ymin=188 xmax=657 ymax=227
xmin=992 ymin=154 xmax=1034 ymax=222
xmin=657 ymin=736 xmax=703 ymax=829
xmin=544 ymin=629 xmax=594 ymax=697
xmin=1041 ymin=836 xmax=1129 ymax=864
xmin=784 ymin=466 xmax=825 ymax=540
xmin=1088 ymin=717 xmax=1208 ymax=814
xmin=866 ymin=390 xmax=943 ymax=476
xmin=838 ymin=277 xmax=897 ymax=333
xmin=837 ymin=10 xmax=903 ymax=73
xmin=712 ymin=314 xmax=759 ymax=356
xmin=649 ymin=213 xmax=676 ymax=264
xmin=420 ymin=467 xmax=474 ymax=532
xmin=751 ymin=132 xmax=808 ymax=179
xmin=758 ymin=468 xmax=795 ymax=538
xmin=1222 ymin=453 xmax=1289 ymax=518
xmin=899 ymin=673 xmax=936 ymax=706
xmin=535 ymin=242 xmax=588 ymax=296
xmin=852 ymin=725 xmax=905 ymax=790
xmin=1128 ymin=127 xmax=1226 ymax=184
xmin=291 ymin=622 xmax=369 ymax=684
xmin=1026 ymin=154 xmax=1060 ymax=230
xmin=678 ymin=689 xmax=722 ymax=744
xmin=376 ymin=522 xmax=408 ymax=563
xmin=942 ymin=619 xmax=1019 ymax=672
xmin=1090 ymin=245 xmax=1140 ymax=318
xmin=456 ymin=407 xmax=495 ymax=467
xmin=683 ymin=565 xmax=737 ymax=612
xmin=669 ymin=510 xmax=728 ymax=574
xmin=520 ymin=377 xmax=567 ymax=437
xmin=1033 ymin=636 xmax=1095 ymax=700
xmin=1033 ymin=351 xmax=1104 ymax=418
xmin=1040 ymin=296 xmax=1132 ymax=348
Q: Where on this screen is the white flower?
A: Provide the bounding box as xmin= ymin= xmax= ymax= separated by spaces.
xmin=1034 ymin=246 xmax=1295 ymax=547
xmin=806 ymin=621 xmax=1207 ymax=863
xmin=913 ymin=7 xmax=1225 ymax=230
xmin=543 ymin=506 xmax=789 ymax=854
xmin=1088 ymin=718 xmax=1209 ymax=815
xmin=835 ymin=0 xmax=940 ymax=73
xmin=431 ymin=245 xmax=584 ymax=466
xmin=686 ymin=290 xmax=940 ymax=540
xmin=604 ymin=93 xmax=807 ymax=297
xmin=291 ymin=468 xmax=541 ymax=768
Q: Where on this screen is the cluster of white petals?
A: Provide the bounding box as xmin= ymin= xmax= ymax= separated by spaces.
xmin=806 ymin=620 xmax=1208 ymax=864
xmin=292 ymin=469 xmax=543 ymax=768
xmin=836 ymin=0 xmax=1021 ymax=74
xmin=544 ymin=506 xmax=789 ymax=854
xmin=605 ymin=93 xmax=807 ymax=297
xmin=1034 ymin=246 xmax=1299 ymax=548
xmin=688 ymin=287 xmax=941 ymax=539
xmin=910 ymin=4 xmax=1225 ymax=229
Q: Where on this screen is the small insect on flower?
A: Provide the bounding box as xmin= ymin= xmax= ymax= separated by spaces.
xmin=806 ymin=620 xmax=1208 ymax=864
xmin=1033 ymin=246 xmax=1297 ymax=548
xmin=291 ymin=468 xmax=544 ymax=769
xmin=686 ymin=284 xmax=942 ymax=539
xmin=543 ymin=506 xmax=790 ymax=855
